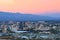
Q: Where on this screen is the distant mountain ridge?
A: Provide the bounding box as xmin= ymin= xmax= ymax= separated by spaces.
xmin=40 ymin=12 xmax=60 ymax=17
xmin=0 ymin=12 xmax=59 ymax=22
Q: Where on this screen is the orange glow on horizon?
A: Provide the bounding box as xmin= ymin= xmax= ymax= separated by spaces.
xmin=0 ymin=0 xmax=60 ymax=14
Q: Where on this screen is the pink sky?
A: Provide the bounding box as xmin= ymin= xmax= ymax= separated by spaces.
xmin=0 ymin=0 xmax=60 ymax=14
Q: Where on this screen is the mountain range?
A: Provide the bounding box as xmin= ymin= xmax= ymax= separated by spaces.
xmin=0 ymin=12 xmax=59 ymax=22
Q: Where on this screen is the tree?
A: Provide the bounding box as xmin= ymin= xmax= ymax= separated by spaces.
xmin=50 ymin=28 xmax=59 ymax=34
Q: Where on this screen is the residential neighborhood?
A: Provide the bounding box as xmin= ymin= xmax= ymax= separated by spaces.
xmin=0 ymin=21 xmax=59 ymax=40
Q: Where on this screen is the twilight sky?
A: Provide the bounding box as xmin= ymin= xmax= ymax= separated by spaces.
xmin=0 ymin=0 xmax=60 ymax=14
